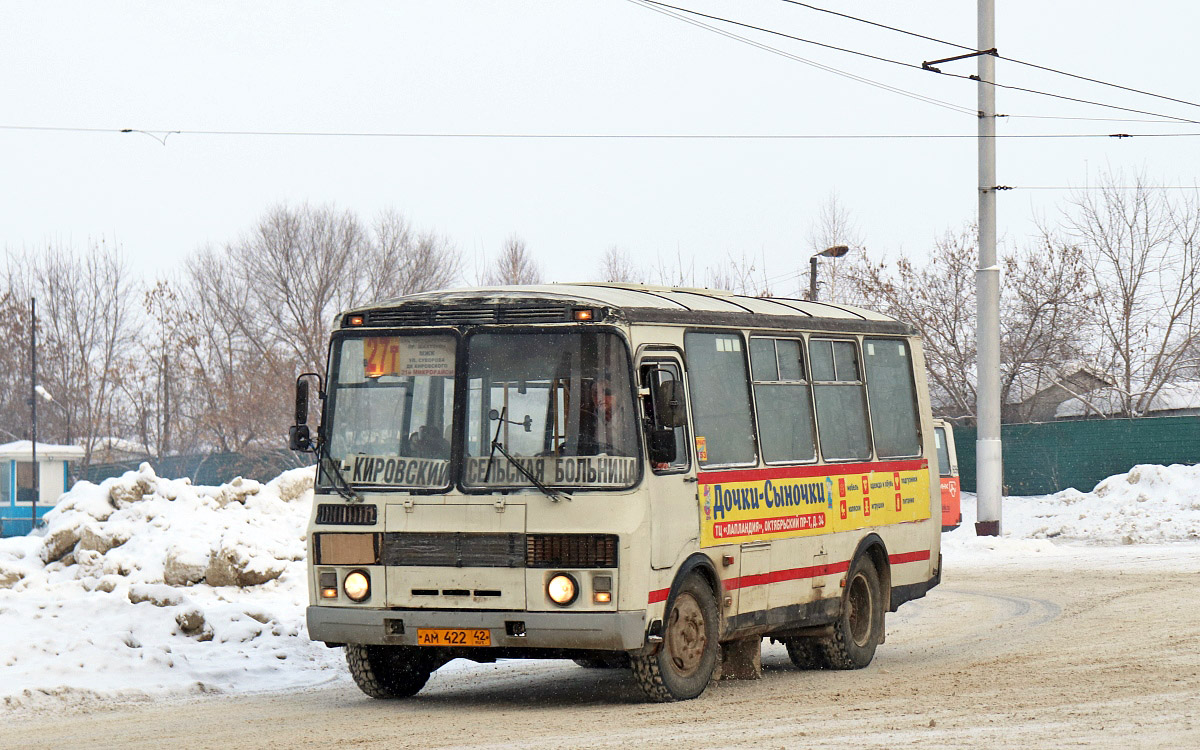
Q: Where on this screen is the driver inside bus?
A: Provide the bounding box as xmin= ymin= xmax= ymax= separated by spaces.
xmin=574 ymin=373 xmax=632 ymax=456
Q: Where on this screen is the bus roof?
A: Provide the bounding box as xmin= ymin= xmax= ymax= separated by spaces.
xmin=344 ymin=283 xmax=915 ymax=336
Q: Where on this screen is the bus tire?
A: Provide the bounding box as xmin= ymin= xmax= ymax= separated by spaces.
xmin=573 ymin=653 xmax=631 ymax=669
xmin=631 ymin=575 xmax=719 ymax=702
xmin=820 ymin=555 xmax=884 ymax=670
xmin=783 ymin=637 xmax=829 ymax=670
xmin=345 ymin=644 xmax=435 ymax=699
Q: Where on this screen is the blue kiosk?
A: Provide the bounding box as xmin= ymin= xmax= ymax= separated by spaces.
xmin=0 ymin=441 xmax=85 ymax=537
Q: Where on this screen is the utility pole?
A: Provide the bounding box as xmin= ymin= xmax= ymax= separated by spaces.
xmin=975 ymin=0 xmax=1002 ymax=536
xmin=30 ymin=297 xmax=39 ymax=531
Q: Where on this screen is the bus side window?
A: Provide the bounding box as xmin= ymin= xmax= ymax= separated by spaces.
xmin=750 ymin=336 xmax=817 ymax=463
xmin=684 ymin=332 xmax=757 ymax=467
xmin=810 ymin=338 xmax=872 ymax=461
xmin=863 ymin=338 xmax=922 ymax=458
xmin=641 ymin=362 xmax=690 ymax=473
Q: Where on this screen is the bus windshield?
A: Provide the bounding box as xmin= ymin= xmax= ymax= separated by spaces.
xmin=325 ymin=334 xmax=456 ymax=489
xmin=463 ymin=331 xmax=640 ymax=490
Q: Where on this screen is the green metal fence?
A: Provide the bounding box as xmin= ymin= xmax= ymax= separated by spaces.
xmin=953 ymin=415 xmax=1200 ymax=496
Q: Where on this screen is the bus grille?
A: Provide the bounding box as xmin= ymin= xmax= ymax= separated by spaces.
xmin=526 ymin=534 xmax=619 ymax=568
xmin=315 ymin=503 xmax=378 ymax=526
xmin=380 ymin=532 xmax=525 ymax=568
xmin=377 ymin=532 xmax=618 ymax=568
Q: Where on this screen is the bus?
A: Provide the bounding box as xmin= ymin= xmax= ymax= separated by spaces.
xmin=933 ymin=420 xmax=962 ymax=531
xmin=292 ymin=283 xmax=942 ymax=702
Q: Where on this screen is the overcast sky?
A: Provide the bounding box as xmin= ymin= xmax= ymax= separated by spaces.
xmin=4 ymin=1 xmax=1199 ymax=296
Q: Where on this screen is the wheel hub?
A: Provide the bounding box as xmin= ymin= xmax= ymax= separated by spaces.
xmin=666 ymin=592 xmax=707 ymax=675
xmin=847 ymin=572 xmax=873 ymax=647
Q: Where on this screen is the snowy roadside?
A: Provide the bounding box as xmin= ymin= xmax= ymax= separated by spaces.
xmin=0 ymin=465 xmax=349 ymax=711
xmin=2 ymin=462 xmax=1199 ymax=711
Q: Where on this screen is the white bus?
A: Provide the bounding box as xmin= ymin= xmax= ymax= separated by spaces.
xmin=293 ymin=284 xmax=942 ymax=702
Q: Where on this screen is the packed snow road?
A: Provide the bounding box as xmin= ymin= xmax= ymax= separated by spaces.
xmin=3 ymin=545 xmax=1196 ymax=749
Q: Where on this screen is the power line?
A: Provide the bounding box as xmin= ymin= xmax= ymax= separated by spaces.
xmin=5 ymin=124 xmax=1200 ymax=140
xmin=642 ymin=1 xmax=1200 ymax=125
xmin=776 ymin=0 xmax=1200 ymax=112
xmin=624 ymin=0 xmax=977 ymax=116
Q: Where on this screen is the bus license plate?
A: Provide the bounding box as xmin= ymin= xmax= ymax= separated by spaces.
xmin=416 ymin=628 xmax=491 ymax=647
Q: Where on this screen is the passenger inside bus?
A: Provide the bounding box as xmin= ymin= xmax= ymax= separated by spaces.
xmin=408 ymin=423 xmax=450 ymax=459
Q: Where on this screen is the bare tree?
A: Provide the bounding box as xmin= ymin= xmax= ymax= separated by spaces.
xmin=843 ymin=228 xmax=979 ymax=418
xmin=482 ymin=234 xmax=543 ymax=285
xmin=597 ymin=246 xmax=643 ymax=283
xmin=705 ymin=251 xmax=774 ymax=297
xmin=370 ymin=209 xmax=461 ymax=299
xmin=6 ymin=241 xmax=138 ymax=465
xmin=1065 ymin=174 xmax=1200 ymax=416
xmin=176 ymin=247 xmax=294 ymax=453
xmin=807 ymin=192 xmax=865 ymax=303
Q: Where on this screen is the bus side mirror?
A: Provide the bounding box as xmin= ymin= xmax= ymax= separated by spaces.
xmin=652 ymin=380 xmax=687 ymax=429
xmin=290 ymin=373 xmax=322 ymax=453
xmin=295 ymin=379 xmax=310 ymax=425
xmin=648 ymin=427 xmax=677 ymax=465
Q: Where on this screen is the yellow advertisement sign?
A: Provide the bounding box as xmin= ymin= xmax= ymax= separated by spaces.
xmin=697 ymin=460 xmax=931 ymax=547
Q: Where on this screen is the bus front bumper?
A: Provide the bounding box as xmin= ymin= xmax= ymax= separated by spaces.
xmin=307 ymin=606 xmax=649 ymax=651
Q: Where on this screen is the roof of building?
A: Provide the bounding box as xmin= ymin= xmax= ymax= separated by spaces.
xmin=0 ymin=441 xmax=86 ymax=462
xmin=1056 ymin=380 xmax=1200 ymax=418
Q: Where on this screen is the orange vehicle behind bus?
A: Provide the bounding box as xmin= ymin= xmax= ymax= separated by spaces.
xmin=934 ymin=420 xmax=961 ymax=531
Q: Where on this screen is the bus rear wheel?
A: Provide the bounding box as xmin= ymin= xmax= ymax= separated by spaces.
xmin=346 ymin=644 xmax=437 ymax=699
xmin=820 ymin=556 xmax=884 ymax=669
xmin=783 ymin=636 xmax=829 ymax=670
xmin=631 ymin=575 xmax=719 ymax=702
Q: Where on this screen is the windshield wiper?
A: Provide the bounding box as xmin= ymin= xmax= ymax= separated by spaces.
xmin=317 ymin=437 xmax=361 ymax=503
xmin=486 ymin=408 xmax=570 ymax=503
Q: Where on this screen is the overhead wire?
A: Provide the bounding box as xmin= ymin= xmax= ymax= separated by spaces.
xmin=5 ymin=124 xmax=1200 ymax=140
xmin=639 ymin=1 xmax=1200 ymax=125
xmin=624 ymin=0 xmax=977 ymax=116
xmin=774 ymin=0 xmax=1200 ymax=112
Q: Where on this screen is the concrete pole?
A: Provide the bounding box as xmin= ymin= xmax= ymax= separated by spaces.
xmin=975 ymin=0 xmax=1002 ymax=536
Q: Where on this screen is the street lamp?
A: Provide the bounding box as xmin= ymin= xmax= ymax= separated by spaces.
xmin=34 ymin=385 xmax=71 ymax=446
xmin=808 ymin=245 xmax=850 ymax=301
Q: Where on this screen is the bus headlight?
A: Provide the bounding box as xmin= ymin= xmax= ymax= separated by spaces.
xmin=547 ymin=573 xmax=578 ymax=606
xmin=344 ymin=570 xmax=371 ymax=602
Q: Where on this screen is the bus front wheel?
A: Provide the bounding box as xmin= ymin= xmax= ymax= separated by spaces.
xmin=631 ymin=575 xmax=719 ymax=702
xmin=820 ymin=555 xmax=884 ymax=669
xmin=346 ymin=644 xmax=437 ymax=699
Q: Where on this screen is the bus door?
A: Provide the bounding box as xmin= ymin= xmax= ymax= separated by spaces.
xmin=638 ymin=354 xmax=697 ymax=570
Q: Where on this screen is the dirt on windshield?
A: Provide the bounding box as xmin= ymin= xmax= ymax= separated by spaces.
xmin=4 ymin=556 xmax=1198 ymax=749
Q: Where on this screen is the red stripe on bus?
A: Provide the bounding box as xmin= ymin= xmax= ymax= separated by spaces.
xmin=647 ymin=549 xmax=931 ymax=603
xmin=724 ymin=560 xmax=852 ymax=591
xmin=698 ymin=459 xmax=927 ymax=485
xmin=888 ymin=549 xmax=932 ymax=565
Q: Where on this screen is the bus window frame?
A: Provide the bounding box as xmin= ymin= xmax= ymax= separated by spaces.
xmin=456 ymin=324 xmax=644 ymax=495
xmin=682 ymin=328 xmax=760 ymax=470
xmin=746 ymin=332 xmax=821 ymax=467
xmin=860 ymin=336 xmax=924 ymax=461
xmin=322 ymin=326 xmax=463 ymax=496
xmin=808 ymin=335 xmax=876 ymax=464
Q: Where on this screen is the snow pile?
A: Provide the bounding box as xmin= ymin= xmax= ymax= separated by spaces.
xmin=944 ymin=462 xmax=1200 ymax=564
xmin=0 ymin=464 xmax=345 ymax=709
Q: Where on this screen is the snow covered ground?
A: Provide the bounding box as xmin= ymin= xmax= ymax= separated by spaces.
xmin=2 ymin=462 xmax=1198 ymax=711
